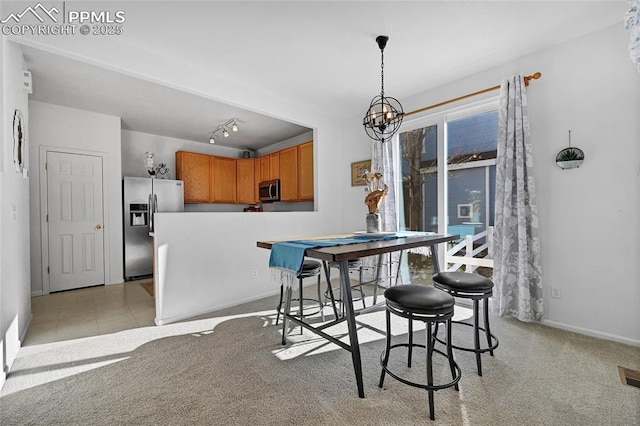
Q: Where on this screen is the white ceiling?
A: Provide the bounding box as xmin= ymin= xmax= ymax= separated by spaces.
xmin=17 ymin=1 xmax=627 ymax=150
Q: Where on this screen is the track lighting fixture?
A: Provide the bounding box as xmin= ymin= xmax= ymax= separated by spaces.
xmin=208 ymin=117 xmax=240 ymax=144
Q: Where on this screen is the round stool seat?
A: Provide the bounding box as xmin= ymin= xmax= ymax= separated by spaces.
xmin=299 ymin=260 xmax=322 ymax=278
xmin=328 ymin=259 xmax=362 ymax=269
xmin=432 ymin=271 xmax=493 ymax=293
xmin=384 ymin=285 xmax=454 ymax=316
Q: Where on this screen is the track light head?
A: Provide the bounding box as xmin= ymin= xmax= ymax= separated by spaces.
xmin=209 ymin=135 xmax=215 ymax=144
xmin=223 ymin=128 xmax=229 ymax=137
xmin=232 ymin=121 xmax=238 ymax=132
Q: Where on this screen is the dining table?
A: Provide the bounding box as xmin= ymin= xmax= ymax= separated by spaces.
xmin=256 ymin=231 xmax=459 ymax=398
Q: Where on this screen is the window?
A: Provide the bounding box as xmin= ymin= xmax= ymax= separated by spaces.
xmin=397 ymin=100 xmax=498 ymax=283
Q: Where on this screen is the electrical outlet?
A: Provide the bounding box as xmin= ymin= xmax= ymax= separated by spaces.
xmin=551 ymin=287 xmax=561 ymax=299
xmin=251 ymin=269 xmax=258 ymax=279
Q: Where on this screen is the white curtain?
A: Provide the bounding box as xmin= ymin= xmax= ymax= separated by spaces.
xmin=371 ymin=140 xmax=398 ymax=232
xmin=493 ymin=75 xmax=543 ymax=322
xmin=363 ymin=139 xmax=404 ymax=286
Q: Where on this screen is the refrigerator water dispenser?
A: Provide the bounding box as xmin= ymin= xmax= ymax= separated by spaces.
xmin=129 ymin=204 xmax=148 ymax=226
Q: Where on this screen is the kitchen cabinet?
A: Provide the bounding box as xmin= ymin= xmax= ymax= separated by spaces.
xmin=298 ymin=141 xmax=314 ymax=200
xmin=236 ymin=159 xmax=255 ymax=204
xmin=176 ymin=141 xmax=313 ymax=205
xmin=254 ymin=159 xmax=261 ymax=203
xmin=279 ymin=146 xmax=298 ymax=202
xmin=259 ymin=156 xmax=270 ymax=182
xmin=269 ymin=152 xmax=280 ymax=180
xmin=176 ymin=151 xmax=211 ymax=203
xmin=211 ymin=156 xmax=237 ymax=203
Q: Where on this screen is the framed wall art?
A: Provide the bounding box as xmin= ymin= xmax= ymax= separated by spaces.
xmin=351 ymin=160 xmax=371 ymax=186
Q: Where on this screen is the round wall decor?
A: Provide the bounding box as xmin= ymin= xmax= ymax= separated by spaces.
xmin=555 ymin=131 xmax=584 ymax=169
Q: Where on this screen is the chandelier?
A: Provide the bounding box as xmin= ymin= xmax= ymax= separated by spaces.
xmin=362 ymin=35 xmax=404 ymax=143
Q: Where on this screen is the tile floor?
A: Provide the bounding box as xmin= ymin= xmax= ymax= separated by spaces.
xmin=24 ymin=280 xmax=155 ymax=346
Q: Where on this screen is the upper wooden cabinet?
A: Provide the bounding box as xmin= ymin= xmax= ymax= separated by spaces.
xmin=211 ymin=156 xmax=237 ymax=203
xmin=253 ymin=159 xmax=261 ymax=203
xmin=259 ymin=156 xmax=270 ymax=182
xmin=176 ymin=151 xmax=211 ymax=203
xmin=269 ymin=152 xmax=280 ymax=180
xmin=279 ymin=146 xmax=298 ymax=202
xmin=298 ymin=141 xmax=314 ymax=200
xmin=236 ymin=159 xmax=255 ymax=204
xmin=176 ymin=141 xmax=313 ymax=205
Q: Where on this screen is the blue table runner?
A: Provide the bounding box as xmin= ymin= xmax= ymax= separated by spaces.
xmin=268 ymin=232 xmax=424 ymax=276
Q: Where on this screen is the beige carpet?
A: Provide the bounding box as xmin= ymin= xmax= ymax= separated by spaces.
xmin=1 ymin=293 xmax=639 ymax=425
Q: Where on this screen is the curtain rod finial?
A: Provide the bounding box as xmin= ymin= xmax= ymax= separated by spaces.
xmin=524 ymin=72 xmax=542 ymax=86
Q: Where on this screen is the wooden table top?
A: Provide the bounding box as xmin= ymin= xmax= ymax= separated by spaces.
xmin=256 ymin=233 xmax=458 ymax=262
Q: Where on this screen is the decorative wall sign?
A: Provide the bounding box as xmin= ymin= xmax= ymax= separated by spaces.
xmin=13 ymin=109 xmax=26 ymax=174
xmin=351 ymin=159 xmax=371 ymax=186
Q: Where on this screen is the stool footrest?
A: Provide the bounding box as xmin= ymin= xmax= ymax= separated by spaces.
xmin=434 ymin=320 xmax=499 ymax=354
xmin=379 ymin=343 xmax=461 ymax=392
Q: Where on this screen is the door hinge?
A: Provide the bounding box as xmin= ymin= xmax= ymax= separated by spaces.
xmin=44 ymin=162 xmax=48 ymax=170
xmin=46 ymin=214 xmax=49 ymax=222
xmin=47 ymin=266 xmax=50 ymax=274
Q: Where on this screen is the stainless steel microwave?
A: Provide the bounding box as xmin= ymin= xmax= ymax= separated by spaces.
xmin=259 ymin=179 xmax=280 ymax=203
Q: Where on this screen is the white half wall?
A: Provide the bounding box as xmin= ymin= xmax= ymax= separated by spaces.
xmin=28 ymin=101 xmax=123 ymax=294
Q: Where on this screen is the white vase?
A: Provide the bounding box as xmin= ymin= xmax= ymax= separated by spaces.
xmin=366 ymin=213 xmax=380 ymax=233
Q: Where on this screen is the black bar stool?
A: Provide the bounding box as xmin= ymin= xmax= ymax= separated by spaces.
xmin=275 ymin=259 xmax=323 ymax=329
xmin=379 ymin=285 xmax=461 ymax=421
xmin=432 ymin=271 xmax=499 ymax=376
xmin=323 ymin=259 xmax=366 ymax=317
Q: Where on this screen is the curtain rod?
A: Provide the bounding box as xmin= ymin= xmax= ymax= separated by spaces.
xmin=404 ymin=72 xmax=542 ymax=118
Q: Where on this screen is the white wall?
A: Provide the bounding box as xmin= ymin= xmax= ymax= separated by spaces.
xmin=121 ymin=129 xmax=245 ymax=178
xmin=0 ymin=40 xmax=31 ymax=388
xmin=28 ymin=101 xmax=123 ymax=294
xmin=401 ymin=23 xmax=640 ymax=345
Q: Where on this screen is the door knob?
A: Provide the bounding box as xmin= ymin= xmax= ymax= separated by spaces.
xmin=95 ymin=224 xmax=102 ymax=230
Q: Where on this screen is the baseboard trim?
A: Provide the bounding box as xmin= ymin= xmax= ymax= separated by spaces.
xmin=155 ymin=289 xmax=281 ymax=326
xmin=542 ymin=319 xmax=640 ymax=347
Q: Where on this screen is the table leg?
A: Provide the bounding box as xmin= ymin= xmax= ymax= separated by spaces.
xmin=340 ymin=260 xmax=365 ymax=398
xmin=431 ymin=244 xmax=441 ymax=274
xmin=372 ymin=253 xmax=384 ymax=305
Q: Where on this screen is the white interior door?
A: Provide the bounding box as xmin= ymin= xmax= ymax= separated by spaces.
xmin=47 ymin=151 xmax=105 ymax=292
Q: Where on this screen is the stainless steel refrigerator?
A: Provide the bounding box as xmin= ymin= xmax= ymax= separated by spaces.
xmin=123 ymin=177 xmax=184 ymax=281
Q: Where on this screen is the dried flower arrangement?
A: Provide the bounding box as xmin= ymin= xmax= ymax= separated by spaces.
xmin=361 ymin=169 xmax=388 ymax=214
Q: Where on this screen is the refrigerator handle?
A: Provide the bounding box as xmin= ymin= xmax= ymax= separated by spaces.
xmin=148 ymin=193 xmax=154 ymax=233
